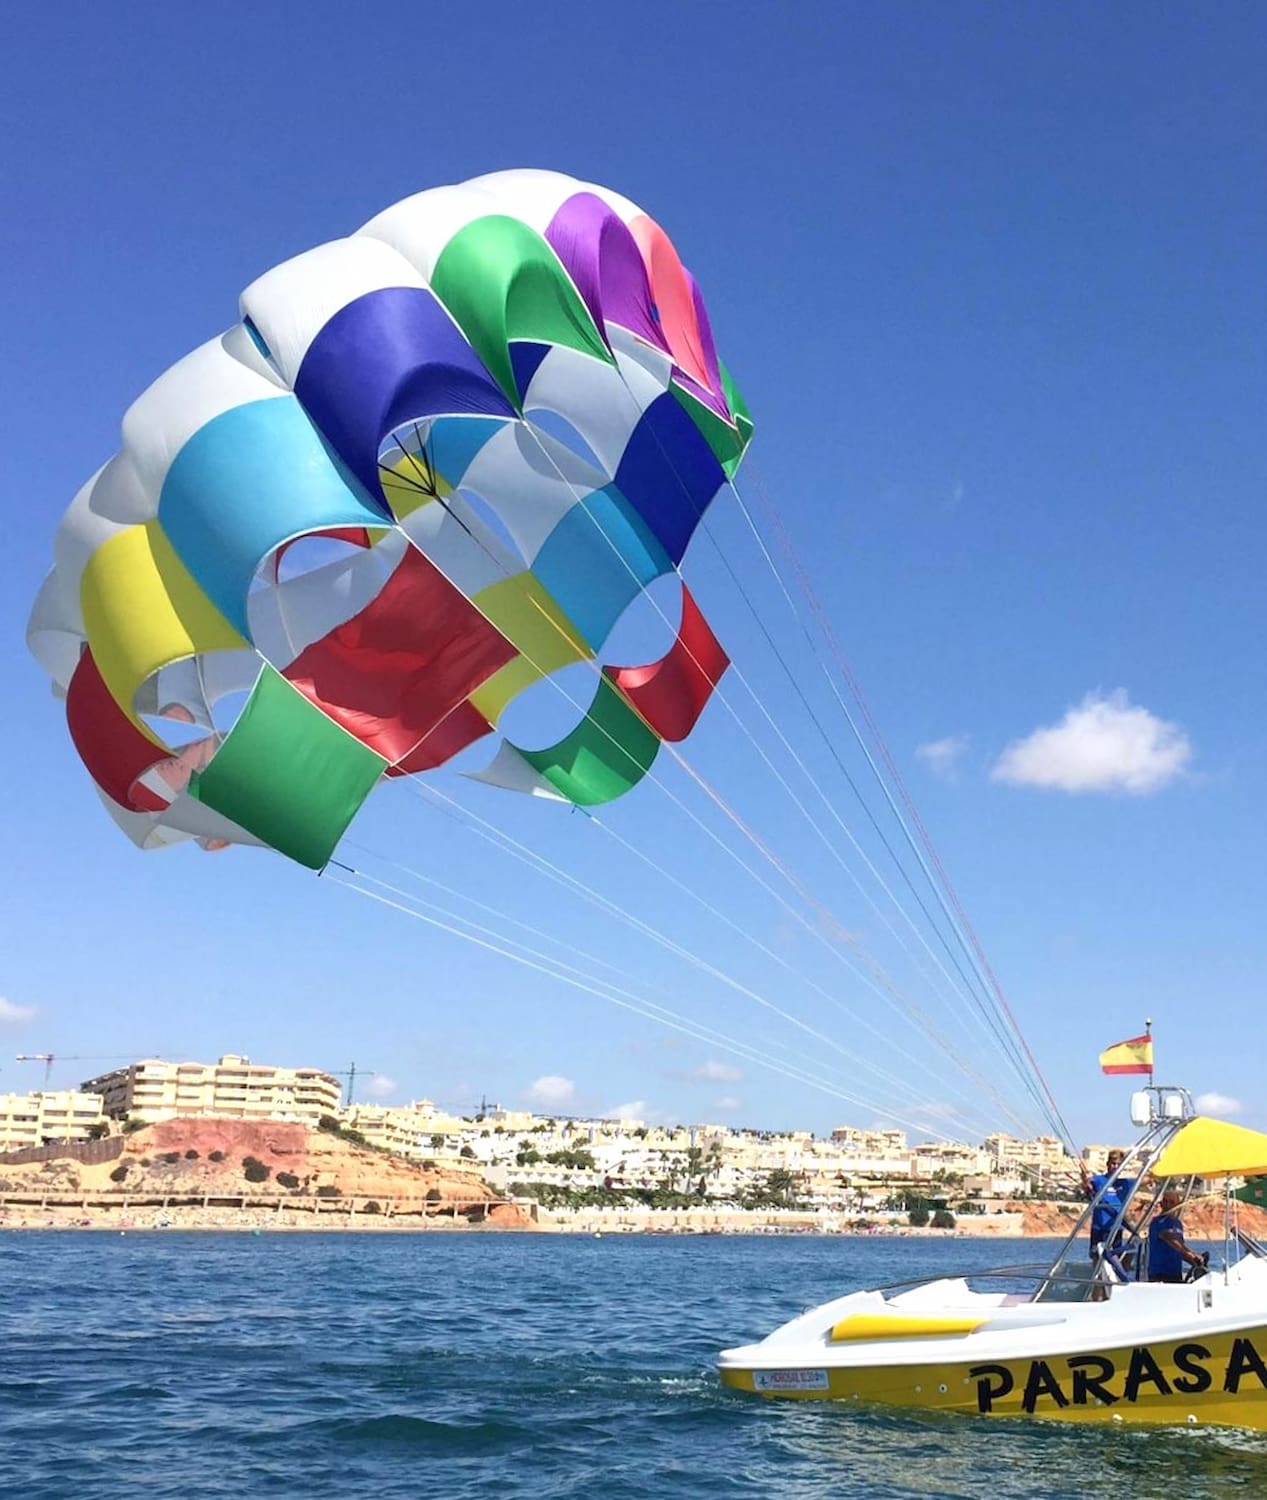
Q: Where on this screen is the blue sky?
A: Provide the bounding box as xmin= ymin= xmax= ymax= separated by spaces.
xmin=2 ymin=4 xmax=1265 ymax=1147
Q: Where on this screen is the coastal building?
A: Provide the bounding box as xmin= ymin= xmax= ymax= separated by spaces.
xmin=484 ymin=1107 xmax=541 ymax=1132
xmin=80 ymin=1054 xmax=341 ymax=1126
xmin=342 ymin=1100 xmax=470 ymax=1158
xmin=0 ymin=1089 xmax=105 ymax=1150
xmin=910 ymin=1140 xmax=992 ymax=1178
xmin=831 ymin=1126 xmax=908 ymax=1155
xmin=984 ymin=1133 xmax=1075 ymax=1183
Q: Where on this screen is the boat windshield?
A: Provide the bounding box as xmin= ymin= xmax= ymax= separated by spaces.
xmin=857 ymin=1211 xmax=1267 ymax=1311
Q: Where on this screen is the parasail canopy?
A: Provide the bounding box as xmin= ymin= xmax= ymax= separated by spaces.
xmin=27 ymin=169 xmax=752 ymax=869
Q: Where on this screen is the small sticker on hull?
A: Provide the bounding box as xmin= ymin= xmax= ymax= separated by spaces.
xmin=753 ymin=1368 xmax=830 ymax=1392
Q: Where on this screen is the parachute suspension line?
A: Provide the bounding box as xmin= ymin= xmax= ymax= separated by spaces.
xmin=682 ymin=660 xmax=1017 ymax=1072
xmin=585 ymin=810 xmax=1025 ymax=1138
xmin=578 ymin=710 xmax=1032 ymax=1129
xmin=333 ymin=853 xmax=968 ymax=1127
xmin=341 ymin=836 xmax=648 ymax=989
xmin=646 ymin=454 xmax=1038 ymax=1102
xmin=546 ymin=357 xmax=1053 ymax=1129
xmin=737 ymin=464 xmax=1032 ymax=1043
xmin=326 ymin=865 xmax=976 ymax=1138
xmin=377 ymin=416 xmax=1026 ymax=1127
xmin=693 ymin=523 xmax=1001 ymax=1037
xmin=704 ymin=647 xmax=991 ymax=1038
xmin=346 ymin=825 xmax=823 ymax=1077
xmin=554 ymin=363 xmax=1009 ymax=1051
xmin=470 ymin=410 xmax=1049 ymax=1137
xmin=740 ymin=462 xmax=1074 ymax=1148
xmin=404 ymin=781 xmax=987 ymax=1125
xmin=685 ymin=524 xmax=1051 ymax=1132
xmin=733 ymin=461 xmax=1075 ymax=1153
xmin=628 ymin=430 xmax=1060 ymax=1141
xmin=503 ymin=419 xmax=1045 ymax=1129
xmin=334 ymin=862 xmax=804 ymax=1077
xmin=383 ymin=410 xmax=928 ymax=1084
xmin=374 ymin=402 xmax=1042 ymax=1138
xmin=406 ymin=785 xmax=1003 ymax=1133
xmin=653 ymin=741 xmax=1039 ymax=1138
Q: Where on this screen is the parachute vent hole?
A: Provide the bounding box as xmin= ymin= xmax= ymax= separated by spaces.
xmin=243 ymin=316 xmax=272 ymax=363
xmin=495 ymin=659 xmax=605 ymax=750
xmin=599 ymin=572 xmax=683 ymax=665
xmin=271 ymin=533 xmax=374 ymax=585
xmin=139 ymin=713 xmax=208 ymax=748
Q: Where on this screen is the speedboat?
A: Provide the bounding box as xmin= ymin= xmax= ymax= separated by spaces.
xmin=718 ymin=1086 xmax=1267 ymax=1427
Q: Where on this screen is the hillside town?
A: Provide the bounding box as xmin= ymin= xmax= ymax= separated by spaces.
xmin=0 ymin=1050 xmax=1125 ymax=1232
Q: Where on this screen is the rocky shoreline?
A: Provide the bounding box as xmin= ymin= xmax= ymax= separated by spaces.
xmin=0 ymin=1116 xmax=534 ymax=1231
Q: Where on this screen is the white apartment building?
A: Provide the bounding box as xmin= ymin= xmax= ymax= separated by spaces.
xmin=0 ymin=1090 xmax=106 ymax=1150
xmin=80 ymin=1054 xmax=341 ymax=1126
xmin=343 ymin=1100 xmax=470 ymax=1158
xmin=984 ymin=1133 xmax=1075 ymax=1181
xmin=831 ymin=1126 xmax=909 ymax=1155
xmin=910 ymin=1140 xmax=993 ymax=1178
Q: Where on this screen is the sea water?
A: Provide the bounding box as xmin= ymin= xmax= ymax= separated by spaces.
xmin=2 ymin=1232 xmax=1263 ymax=1499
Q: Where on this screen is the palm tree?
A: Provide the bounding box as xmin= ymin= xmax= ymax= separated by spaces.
xmin=767 ymin=1168 xmax=797 ymax=1207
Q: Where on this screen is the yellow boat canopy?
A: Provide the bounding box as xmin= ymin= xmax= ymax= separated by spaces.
xmin=1152 ymin=1116 xmax=1267 ymax=1178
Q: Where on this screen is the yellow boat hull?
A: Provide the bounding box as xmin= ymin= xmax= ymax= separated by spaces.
xmin=720 ymin=1325 xmax=1267 ymax=1427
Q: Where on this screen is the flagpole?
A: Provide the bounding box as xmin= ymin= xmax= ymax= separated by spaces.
xmin=1145 ymin=1017 xmax=1153 ymax=1080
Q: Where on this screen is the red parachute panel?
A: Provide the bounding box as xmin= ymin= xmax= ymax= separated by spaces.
xmin=66 ymin=648 xmax=169 ymax=812
xmin=282 ymin=546 xmax=515 ymax=765
xmin=607 ymin=586 xmax=729 ymax=742
xmin=387 ymin=698 xmax=493 ymax=777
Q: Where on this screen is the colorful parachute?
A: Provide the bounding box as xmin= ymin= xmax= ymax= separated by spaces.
xmin=27 ymin=169 xmax=753 ymax=869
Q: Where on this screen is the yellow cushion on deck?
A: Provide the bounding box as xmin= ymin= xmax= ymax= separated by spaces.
xmin=828 ymin=1313 xmax=985 ymax=1343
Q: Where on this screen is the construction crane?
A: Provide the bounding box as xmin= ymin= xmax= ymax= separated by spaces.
xmin=14 ymin=1054 xmax=141 ymax=1087
xmin=328 ymin=1062 xmax=377 ymax=1108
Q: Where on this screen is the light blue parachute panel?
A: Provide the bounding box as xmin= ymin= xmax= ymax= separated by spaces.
xmin=158 ymin=397 xmax=386 ymax=640
xmin=531 ymin=484 xmax=672 ymax=652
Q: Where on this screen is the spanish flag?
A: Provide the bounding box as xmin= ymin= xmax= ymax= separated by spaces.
xmin=1099 ymin=1034 xmax=1154 ymax=1076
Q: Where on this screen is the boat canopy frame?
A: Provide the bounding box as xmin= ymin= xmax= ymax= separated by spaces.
xmin=855 ymin=1087 xmax=1267 ymax=1312
xmin=1034 ymin=1086 xmax=1266 ymax=1301
xmin=1036 ymin=1104 xmax=1193 ymax=1301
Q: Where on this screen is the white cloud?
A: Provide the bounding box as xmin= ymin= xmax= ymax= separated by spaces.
xmin=526 ymin=1075 xmax=576 ymax=1108
xmin=916 ymin=735 xmax=969 ymax=782
xmin=607 ymin=1099 xmax=647 ymax=1120
xmin=692 ymin=1059 xmax=742 ymax=1083
xmin=1195 ymin=1091 xmax=1243 ymax=1117
xmin=0 ymin=997 xmax=35 ymax=1025
xmin=365 ymin=1075 xmax=398 ymax=1099
xmin=715 ymin=1096 xmax=741 ymax=1112
xmin=991 ymin=690 xmax=1192 ymax=795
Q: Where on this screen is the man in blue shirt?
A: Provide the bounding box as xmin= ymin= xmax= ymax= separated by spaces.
xmin=1080 ymin=1148 xmax=1136 ymax=1278
xmin=1148 ymin=1189 xmax=1209 ymax=1283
